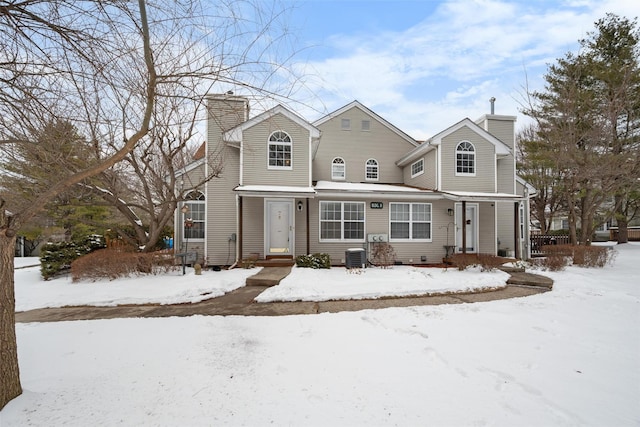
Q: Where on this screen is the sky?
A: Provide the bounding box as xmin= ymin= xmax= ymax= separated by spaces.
xmin=271 ymin=0 xmax=640 ymax=139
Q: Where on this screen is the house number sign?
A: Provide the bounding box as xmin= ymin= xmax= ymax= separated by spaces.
xmin=370 ymin=202 xmax=383 ymax=209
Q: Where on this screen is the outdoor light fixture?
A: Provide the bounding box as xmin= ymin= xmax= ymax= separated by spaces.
xmin=297 ymin=201 xmax=303 ymax=211
xmin=180 ymin=204 xmax=190 ymax=275
xmin=447 ymin=208 xmax=454 ymax=216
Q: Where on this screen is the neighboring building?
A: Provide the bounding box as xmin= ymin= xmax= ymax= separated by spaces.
xmin=175 ymin=95 xmax=533 ymax=266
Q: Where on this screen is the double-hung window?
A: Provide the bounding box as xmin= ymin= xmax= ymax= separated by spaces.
xmin=183 ymin=190 xmax=205 ymax=240
xmin=455 ymin=141 xmax=475 ymax=175
xmin=365 ymin=159 xmax=378 ymax=181
xmin=332 ymin=157 xmax=345 ymax=180
xmin=411 ymin=159 xmax=424 ymax=177
xmin=390 ymin=203 xmax=432 ymax=240
xmin=268 ymin=131 xmax=292 ymax=169
xmin=320 ymin=201 xmax=365 ymax=241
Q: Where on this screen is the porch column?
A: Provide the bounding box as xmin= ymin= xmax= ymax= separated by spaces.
xmin=514 ymin=202 xmax=520 ymax=259
xmin=238 ymin=196 xmax=243 ymax=263
xmin=461 ymin=200 xmax=467 ymax=254
xmin=306 ymin=198 xmax=310 ymax=255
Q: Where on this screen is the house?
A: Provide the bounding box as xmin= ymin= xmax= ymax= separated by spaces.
xmin=174 ymin=94 xmax=533 ymax=267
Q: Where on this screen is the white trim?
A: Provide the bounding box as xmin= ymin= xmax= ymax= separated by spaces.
xmin=455 ymin=202 xmax=479 ymax=253
xmin=365 ymin=158 xmax=379 ymax=181
xmin=267 ymin=130 xmax=293 ymax=171
xmin=454 ymin=140 xmax=476 ymax=177
xmin=437 ymin=145 xmax=441 ymax=190
xmin=264 ymin=199 xmax=295 ymax=256
xmin=314 ymin=100 xmax=418 ymax=147
xmin=410 ymin=158 xmax=424 ymax=178
xmin=224 ymin=104 xmax=320 ymax=143
xmin=319 ymin=200 xmax=366 ymax=243
xmin=388 ymin=202 xmax=433 ymax=243
xmin=397 ymin=118 xmax=512 ymax=167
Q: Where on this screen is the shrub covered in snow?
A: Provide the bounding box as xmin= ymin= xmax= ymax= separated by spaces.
xmin=40 ymin=234 xmax=106 ymax=280
xmin=295 ymin=253 xmax=331 ymax=269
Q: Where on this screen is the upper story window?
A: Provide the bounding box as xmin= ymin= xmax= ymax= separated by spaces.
xmin=183 ymin=190 xmax=205 ymax=240
xmin=411 ymin=158 xmax=424 ymax=178
xmin=268 ymin=131 xmax=292 ymax=169
xmin=361 ymin=120 xmax=370 ymax=131
xmin=455 ymin=141 xmax=475 ymax=176
xmin=341 ymin=118 xmax=351 ymax=130
xmin=332 ymin=157 xmax=345 ymax=180
xmin=365 ymin=158 xmax=379 ymax=181
xmin=320 ymin=201 xmax=365 ymax=241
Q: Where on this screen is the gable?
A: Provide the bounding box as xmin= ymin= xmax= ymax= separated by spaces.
xmin=397 ymin=118 xmax=511 ymax=167
xmin=224 ymin=104 xmax=319 ymax=143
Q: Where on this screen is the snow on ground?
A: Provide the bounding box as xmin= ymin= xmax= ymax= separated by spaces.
xmin=14 ymin=264 xmax=259 ymax=311
xmin=256 ymin=265 xmax=509 ymax=302
xmin=2 ymin=244 xmax=639 ymax=426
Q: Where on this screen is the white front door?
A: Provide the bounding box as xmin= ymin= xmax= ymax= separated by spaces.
xmin=266 ymin=200 xmax=293 ymax=256
xmin=455 ymin=203 xmax=478 ymax=253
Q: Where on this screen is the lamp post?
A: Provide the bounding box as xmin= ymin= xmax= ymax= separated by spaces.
xmin=181 ymin=204 xmax=190 ymax=275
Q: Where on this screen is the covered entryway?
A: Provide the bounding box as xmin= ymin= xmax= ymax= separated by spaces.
xmin=455 ymin=202 xmax=478 ymax=253
xmin=265 ymin=199 xmax=294 ymax=256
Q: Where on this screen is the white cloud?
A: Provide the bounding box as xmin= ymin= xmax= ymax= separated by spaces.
xmin=287 ymin=0 xmax=640 ymax=138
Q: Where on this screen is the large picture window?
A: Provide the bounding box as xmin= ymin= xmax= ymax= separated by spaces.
xmin=390 ymin=203 xmax=431 ymax=240
xmin=320 ymin=201 xmax=365 ymax=241
xmin=455 ymin=141 xmax=475 ymax=175
xmin=268 ymin=131 xmax=292 ymax=169
xmin=183 ymin=190 xmax=205 ymax=240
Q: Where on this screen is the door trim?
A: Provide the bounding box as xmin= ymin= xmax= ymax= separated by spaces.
xmin=455 ymin=202 xmax=478 ymax=253
xmin=264 ymin=199 xmax=294 ymax=257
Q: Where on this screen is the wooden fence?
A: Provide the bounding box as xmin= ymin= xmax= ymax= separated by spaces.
xmin=609 ymin=228 xmax=640 ymax=241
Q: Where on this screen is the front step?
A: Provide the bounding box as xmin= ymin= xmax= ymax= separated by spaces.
xmin=245 ymin=266 xmax=293 ymax=287
xmin=507 ymin=271 xmax=553 ymax=290
xmin=255 ymin=258 xmax=295 ymax=267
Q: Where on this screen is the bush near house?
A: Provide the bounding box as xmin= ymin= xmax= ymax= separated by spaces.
xmin=448 ymin=253 xmax=506 ymax=272
xmin=71 ymin=248 xmax=176 ymax=281
xmin=370 ymin=243 xmax=396 ymax=268
xmin=534 ymin=244 xmax=614 ymax=271
xmin=40 ymin=234 xmax=106 ymax=280
xmin=296 ymin=253 xmax=331 ymax=269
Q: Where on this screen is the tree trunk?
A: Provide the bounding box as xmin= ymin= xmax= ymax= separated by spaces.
xmin=0 ymin=230 xmax=22 ymax=409
xmin=617 ymin=216 xmax=629 ymax=244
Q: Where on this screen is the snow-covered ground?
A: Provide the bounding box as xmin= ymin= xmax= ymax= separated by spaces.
xmin=2 ymin=243 xmax=639 ymax=426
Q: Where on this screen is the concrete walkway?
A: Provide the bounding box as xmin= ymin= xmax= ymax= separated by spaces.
xmin=15 ymin=268 xmax=553 ymax=323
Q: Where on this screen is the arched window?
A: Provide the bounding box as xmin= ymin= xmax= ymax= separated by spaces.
xmin=182 ymin=190 xmax=205 ymax=240
xmin=455 ymin=141 xmax=475 ymax=175
xmin=268 ymin=131 xmax=292 ymax=169
xmin=365 ymin=158 xmax=378 ymax=181
xmin=332 ymin=157 xmax=345 ymax=180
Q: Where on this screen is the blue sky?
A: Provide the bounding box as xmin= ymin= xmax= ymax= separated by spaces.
xmin=270 ymin=0 xmax=640 ymax=139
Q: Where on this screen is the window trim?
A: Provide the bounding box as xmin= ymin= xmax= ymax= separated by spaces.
xmin=267 ymin=130 xmax=292 ymax=170
xmin=182 ymin=190 xmax=205 ymax=241
xmin=365 ymin=158 xmax=379 ymax=181
xmin=361 ymin=120 xmax=371 ymax=131
xmin=331 ymin=157 xmax=346 ymax=180
xmin=389 ymin=202 xmax=432 ymax=242
xmin=319 ymin=201 xmax=366 ymax=242
xmin=341 ymin=118 xmax=351 ymax=130
xmin=455 ymin=140 xmax=476 ymax=176
xmin=410 ymin=158 xmax=424 ymax=178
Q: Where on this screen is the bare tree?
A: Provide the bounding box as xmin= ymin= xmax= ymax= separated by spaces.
xmin=1 ymin=0 xmax=301 ymax=409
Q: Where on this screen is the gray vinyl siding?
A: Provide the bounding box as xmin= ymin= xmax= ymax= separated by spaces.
xmin=496 ymin=201 xmax=516 ymax=256
xmin=242 ymin=113 xmax=311 ymax=186
xmin=205 ymin=146 xmax=241 ymax=266
xmin=484 ymin=117 xmax=515 ymax=150
xmin=496 ymin=156 xmax=515 ymax=194
xmin=440 ymin=127 xmax=496 ymax=192
xmin=308 ymin=197 xmax=460 ymax=265
xmin=403 ymin=149 xmax=438 ymax=189
xmin=478 ymin=202 xmax=496 ymax=254
xmin=313 ymin=106 xmax=414 ymax=183
xmin=295 ymin=198 xmax=309 ymax=255
xmin=240 ymin=197 xmax=264 ymax=259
